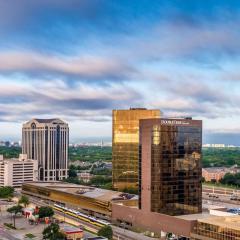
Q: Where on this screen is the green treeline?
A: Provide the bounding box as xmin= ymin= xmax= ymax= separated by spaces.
xmin=0 ymin=146 xmax=21 ymax=158
xmin=1 ymin=146 xmax=240 ymax=168
xmin=220 ymin=173 xmax=240 ymax=187
xmin=202 ymin=147 xmax=240 ymax=167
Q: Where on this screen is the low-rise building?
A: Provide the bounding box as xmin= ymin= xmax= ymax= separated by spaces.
xmin=61 ymin=225 xmax=83 ymax=240
xmin=191 ymin=215 xmax=240 ymax=239
xmin=85 ymin=237 xmax=108 ymax=240
xmin=202 ymin=166 xmax=240 ymax=182
xmin=202 ymin=167 xmax=227 ymax=182
xmin=22 ymin=182 xmax=138 ymax=218
xmin=77 ymin=172 xmax=93 ymax=183
xmin=0 ymin=154 xmax=38 ymax=187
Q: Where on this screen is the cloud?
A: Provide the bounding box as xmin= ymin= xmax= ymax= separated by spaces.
xmin=121 ymin=19 xmax=240 ymax=63
xmin=0 ymin=1 xmax=104 ymax=28
xmin=0 ymin=51 xmax=135 ymax=82
xmin=0 ymin=80 xmax=142 ymax=122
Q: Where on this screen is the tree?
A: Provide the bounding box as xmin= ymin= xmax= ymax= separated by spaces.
xmin=19 ymin=195 xmax=29 ymax=207
xmin=68 ymin=168 xmax=77 ymax=178
xmin=42 ymin=223 xmax=66 ymax=240
xmin=39 ymin=206 xmax=54 ymax=218
xmin=98 ymin=225 xmax=113 ymax=240
xmin=7 ymin=205 xmax=23 ymax=228
xmin=90 ymin=176 xmax=112 ymax=186
xmin=220 ymin=172 xmax=240 ymax=187
xmin=122 ymin=187 xmax=138 ymax=194
xmin=0 ymin=186 xmax=14 ymax=198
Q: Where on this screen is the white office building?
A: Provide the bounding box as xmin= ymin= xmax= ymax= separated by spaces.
xmin=22 ymin=118 xmax=69 ymax=181
xmin=0 ymin=154 xmax=38 ymax=187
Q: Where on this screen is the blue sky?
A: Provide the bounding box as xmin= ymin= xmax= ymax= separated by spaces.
xmin=0 ymin=0 xmax=240 ymax=144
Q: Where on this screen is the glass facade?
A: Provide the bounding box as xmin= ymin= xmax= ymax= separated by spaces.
xmin=112 ymin=108 xmax=160 ymax=191
xmin=139 ymin=118 xmax=202 ymax=215
xmin=191 ymin=217 xmax=240 ymax=240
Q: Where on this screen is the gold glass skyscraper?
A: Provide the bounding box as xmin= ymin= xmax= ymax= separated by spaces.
xmin=112 ymin=108 xmax=160 ymax=191
xmin=139 ymin=118 xmax=202 ymax=215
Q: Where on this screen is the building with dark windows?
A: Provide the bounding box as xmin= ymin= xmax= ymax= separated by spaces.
xmin=22 ymin=119 xmax=69 ymax=181
xmin=112 ymin=108 xmax=160 ymax=191
xmin=139 ymin=118 xmax=202 ymax=215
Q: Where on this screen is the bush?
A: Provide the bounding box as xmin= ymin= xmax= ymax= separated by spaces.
xmin=220 ymin=172 xmax=240 ymax=187
xmin=98 ymin=225 xmax=113 ymax=240
xmin=4 ymin=223 xmax=16 ymax=229
xmin=19 ymin=195 xmax=29 ymax=207
xmin=25 ymin=233 xmax=36 ymax=239
xmin=39 ymin=206 xmax=54 ymax=218
xmin=43 ymin=223 xmax=65 ymax=240
xmin=0 ymin=186 xmax=14 ymax=198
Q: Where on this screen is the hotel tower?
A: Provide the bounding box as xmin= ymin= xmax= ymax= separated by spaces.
xmin=112 ymin=108 xmax=160 ymax=191
xmin=139 ymin=118 xmax=202 ymax=215
xmin=22 ymin=118 xmax=69 ymax=181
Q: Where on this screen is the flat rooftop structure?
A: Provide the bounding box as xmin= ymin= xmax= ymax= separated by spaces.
xmin=191 ymin=215 xmax=240 ymax=239
xmin=23 ymin=182 xmax=138 ymax=202
xmin=85 ymin=237 xmax=108 ymax=240
xmin=197 ymin=215 xmax=240 ymax=230
xmin=176 ymin=212 xmax=211 ymax=221
xmin=61 ymin=224 xmax=83 ymax=234
xmin=22 ymin=182 xmax=138 ymax=216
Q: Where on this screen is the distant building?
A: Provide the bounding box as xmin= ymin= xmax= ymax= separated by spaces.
xmin=203 ymin=144 xmax=226 ymax=148
xmin=22 ymin=118 xmax=69 ymax=181
xmin=85 ymin=237 xmax=108 ymax=240
xmin=139 ymin=118 xmax=202 ymax=215
xmin=202 ymin=166 xmax=240 ymax=182
xmin=61 ymin=225 xmax=83 ymax=240
xmin=112 ymin=108 xmax=160 ymax=191
xmin=202 ymin=168 xmax=227 ymax=182
xmin=0 ymin=154 xmax=38 ymax=187
xmin=77 ymin=172 xmax=93 ymax=183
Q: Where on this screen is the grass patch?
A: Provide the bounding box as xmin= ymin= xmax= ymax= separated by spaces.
xmin=4 ymin=223 xmax=16 ymax=229
xmin=25 ymin=233 xmax=36 ymax=239
xmin=203 ymin=182 xmax=239 ymax=190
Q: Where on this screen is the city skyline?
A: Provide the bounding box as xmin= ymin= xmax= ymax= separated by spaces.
xmin=0 ymin=1 xmax=240 ymax=144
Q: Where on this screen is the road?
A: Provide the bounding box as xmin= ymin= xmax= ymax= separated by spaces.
xmin=202 ymin=185 xmax=240 ymax=208
xmin=203 ymin=185 xmax=240 ymax=196
xmin=0 ymin=226 xmax=20 ymax=240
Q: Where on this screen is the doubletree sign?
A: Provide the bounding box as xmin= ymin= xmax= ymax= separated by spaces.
xmin=160 ymin=119 xmax=190 ymax=126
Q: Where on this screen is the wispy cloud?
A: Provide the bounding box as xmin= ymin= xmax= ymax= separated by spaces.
xmin=0 ymin=51 xmax=135 ymax=82
xmin=0 ymin=80 xmax=142 ymax=122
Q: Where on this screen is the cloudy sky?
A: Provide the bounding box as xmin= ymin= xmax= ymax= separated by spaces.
xmin=0 ymin=0 xmax=240 ymax=144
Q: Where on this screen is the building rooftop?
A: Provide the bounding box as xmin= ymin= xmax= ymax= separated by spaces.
xmin=85 ymin=237 xmax=108 ymax=240
xmin=197 ymin=215 xmax=240 ymax=230
xmin=0 ymin=154 xmax=34 ymax=163
xmin=61 ymin=224 xmax=83 ymax=234
xmin=23 ymin=118 xmax=67 ymax=125
xmin=34 ymin=118 xmax=59 ymax=123
xmin=203 ymin=167 xmax=227 ymax=173
xmin=26 ymin=182 xmax=138 ymax=202
xmin=176 ymin=212 xmax=211 ymax=221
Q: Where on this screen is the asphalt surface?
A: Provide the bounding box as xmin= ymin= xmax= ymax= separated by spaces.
xmin=0 ymin=226 xmax=20 ymax=240
xmin=202 ymin=185 xmax=240 ymax=209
